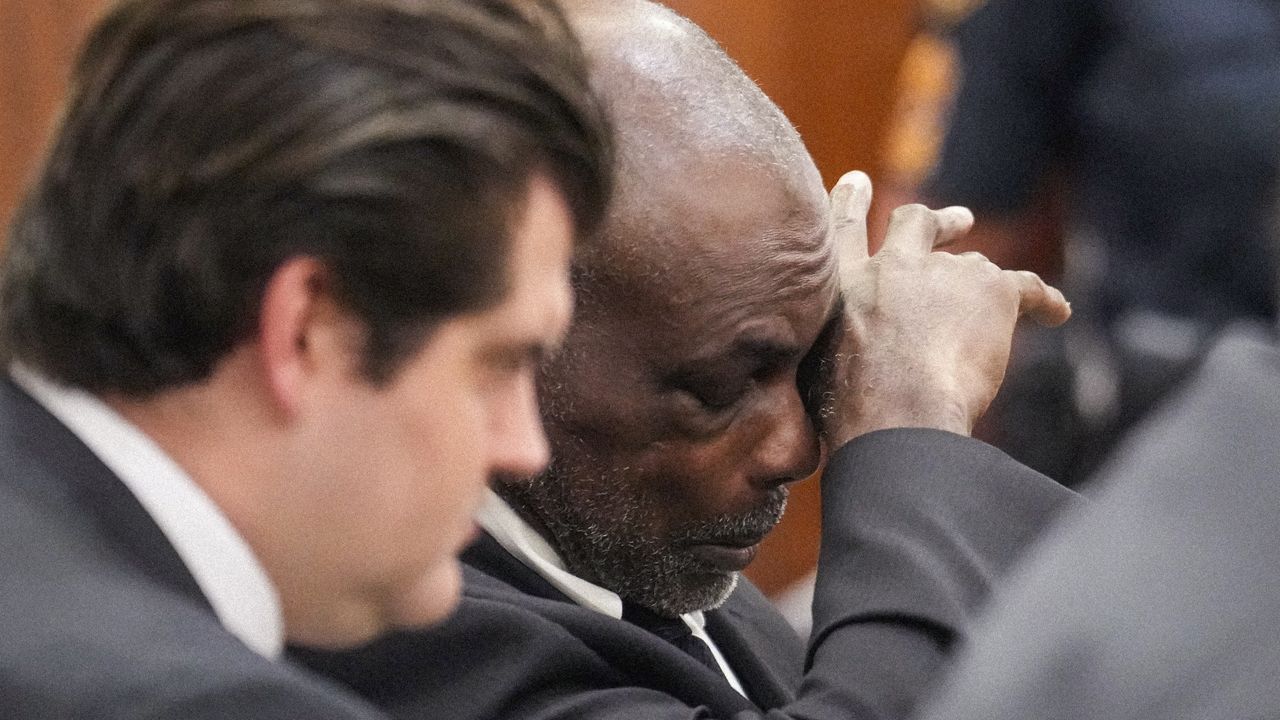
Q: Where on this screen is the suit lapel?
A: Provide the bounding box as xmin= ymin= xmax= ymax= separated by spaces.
xmin=701 ymin=599 xmax=798 ymax=707
xmin=0 ymin=379 xmax=209 ymax=609
xmin=462 ymin=529 xmax=779 ymax=713
xmin=460 ymin=531 xmax=575 ymax=603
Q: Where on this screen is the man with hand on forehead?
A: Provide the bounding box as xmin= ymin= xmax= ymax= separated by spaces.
xmin=300 ymin=2 xmax=1074 ymax=718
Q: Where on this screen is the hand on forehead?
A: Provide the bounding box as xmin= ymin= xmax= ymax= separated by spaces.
xmin=829 ymin=170 xmax=970 ymax=279
xmin=821 ymin=170 xmax=1071 ymax=443
xmin=828 ymin=170 xmax=1069 ymax=327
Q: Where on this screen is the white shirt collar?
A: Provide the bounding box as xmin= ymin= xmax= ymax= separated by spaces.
xmin=11 ymin=364 xmax=284 ymax=659
xmin=476 ymin=489 xmax=746 ymax=695
xmin=477 ymin=490 xmax=624 ymax=618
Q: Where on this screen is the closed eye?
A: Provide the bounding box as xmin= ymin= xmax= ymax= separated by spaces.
xmin=664 ymin=329 xmax=804 ymax=417
xmin=681 ymin=376 xmax=752 ymax=412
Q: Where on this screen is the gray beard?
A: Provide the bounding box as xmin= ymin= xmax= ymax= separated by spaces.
xmin=496 ymin=458 xmax=788 ymax=617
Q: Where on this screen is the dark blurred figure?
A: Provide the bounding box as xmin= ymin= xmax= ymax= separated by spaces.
xmin=914 ymin=312 xmax=1280 ymax=717
xmin=924 ymin=0 xmax=1280 ymax=485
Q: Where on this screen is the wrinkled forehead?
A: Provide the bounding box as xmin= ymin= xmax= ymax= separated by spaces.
xmin=591 ymin=151 xmax=838 ymax=346
xmin=562 ymin=0 xmax=838 ymax=327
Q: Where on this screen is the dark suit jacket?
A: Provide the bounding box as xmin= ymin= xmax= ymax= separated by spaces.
xmin=917 ymin=322 xmax=1280 ymax=720
xmin=297 ymin=428 xmax=1073 ymax=720
xmin=0 ymin=379 xmax=384 ymax=719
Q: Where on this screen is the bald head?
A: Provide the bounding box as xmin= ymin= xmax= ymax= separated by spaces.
xmin=558 ymin=0 xmax=826 ymax=285
xmin=563 ymin=0 xmax=809 ymax=168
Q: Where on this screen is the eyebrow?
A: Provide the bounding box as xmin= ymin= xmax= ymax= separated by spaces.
xmin=672 ymin=331 xmax=805 ymax=377
xmin=734 ymin=336 xmax=803 ymax=365
xmin=482 ymin=337 xmax=556 ymax=367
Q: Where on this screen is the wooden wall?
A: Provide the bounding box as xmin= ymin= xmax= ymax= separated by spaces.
xmin=663 ymin=0 xmax=918 ymax=189
xmin=0 ymin=0 xmax=920 ymax=598
xmin=0 ymin=0 xmax=109 ymax=236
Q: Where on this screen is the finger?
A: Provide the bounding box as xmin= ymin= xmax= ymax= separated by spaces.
xmin=881 ymin=203 xmax=974 ymax=255
xmin=1010 ymin=270 xmax=1072 ymax=327
xmin=933 ymin=206 xmax=975 ymax=248
xmin=829 ymin=171 xmax=873 ymax=265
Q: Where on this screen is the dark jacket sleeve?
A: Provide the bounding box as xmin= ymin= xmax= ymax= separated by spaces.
xmin=788 ymin=428 xmax=1077 ymax=720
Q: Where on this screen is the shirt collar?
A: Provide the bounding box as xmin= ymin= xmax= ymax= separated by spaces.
xmin=11 ymin=364 xmax=284 ymax=659
xmin=477 ymin=489 xmax=624 ymax=618
xmin=476 ymin=489 xmax=743 ymax=695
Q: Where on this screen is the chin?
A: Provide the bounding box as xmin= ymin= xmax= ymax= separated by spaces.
xmin=387 ymin=558 xmax=464 ymax=630
xmin=283 ymin=559 xmax=464 ymax=648
xmin=699 ymin=571 xmax=739 ymax=611
xmin=285 ymin=605 xmax=389 ymax=650
xmin=630 ymin=569 xmax=741 ymax=618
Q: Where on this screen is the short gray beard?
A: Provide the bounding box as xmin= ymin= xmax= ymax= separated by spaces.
xmin=497 ymin=457 xmax=788 ymax=617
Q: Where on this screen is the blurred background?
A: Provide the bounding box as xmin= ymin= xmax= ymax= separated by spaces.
xmin=5 ymin=0 xmax=1278 ymax=612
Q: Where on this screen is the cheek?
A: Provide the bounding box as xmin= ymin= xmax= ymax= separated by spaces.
xmin=629 ymin=440 xmax=744 ymax=526
xmin=357 ymin=395 xmax=484 ymax=627
xmin=408 ymin=391 xmax=490 ymax=532
xmin=357 ymin=382 xmax=488 ymax=578
xmin=415 ymin=394 xmax=487 ymax=491
xmin=544 ymin=371 xmax=756 ymax=526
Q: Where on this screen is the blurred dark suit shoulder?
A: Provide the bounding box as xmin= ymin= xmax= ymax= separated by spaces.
xmin=918 ymin=322 xmax=1280 ymax=719
xmin=0 ymin=379 xmax=381 ymax=719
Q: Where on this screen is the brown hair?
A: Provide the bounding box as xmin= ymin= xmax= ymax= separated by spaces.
xmin=1 ymin=0 xmax=613 ymax=392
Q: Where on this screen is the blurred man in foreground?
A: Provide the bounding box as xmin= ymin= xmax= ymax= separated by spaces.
xmin=915 ymin=228 xmax=1280 ymax=717
xmin=0 ymin=0 xmax=611 ymax=716
xmin=299 ymin=2 xmax=1076 ymax=718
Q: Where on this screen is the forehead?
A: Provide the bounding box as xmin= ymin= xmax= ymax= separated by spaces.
xmin=470 ymin=175 xmax=574 ymax=341
xmin=604 ymin=154 xmax=837 ymax=353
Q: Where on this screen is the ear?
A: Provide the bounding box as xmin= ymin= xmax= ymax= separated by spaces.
xmin=257 ymin=256 xmax=349 ymax=417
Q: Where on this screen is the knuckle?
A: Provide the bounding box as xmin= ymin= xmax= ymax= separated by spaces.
xmin=1017 ymin=269 xmax=1045 ymax=287
xmin=996 ymin=269 xmax=1027 ymax=294
xmin=832 ymin=214 xmax=862 ymax=232
xmin=890 ymin=203 xmax=931 ymax=224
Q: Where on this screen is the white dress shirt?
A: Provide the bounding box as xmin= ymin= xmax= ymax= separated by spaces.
xmin=476 ymin=490 xmax=747 ymax=696
xmin=11 ymin=365 xmax=284 ymax=659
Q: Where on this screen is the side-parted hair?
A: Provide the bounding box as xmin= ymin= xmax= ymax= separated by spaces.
xmin=0 ymin=0 xmax=613 ymax=393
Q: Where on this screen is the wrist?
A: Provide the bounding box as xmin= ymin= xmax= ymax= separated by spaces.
xmin=827 ymin=393 xmax=971 ymax=447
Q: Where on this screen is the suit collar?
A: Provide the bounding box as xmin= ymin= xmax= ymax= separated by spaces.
xmin=475 ymin=490 xmax=624 ymax=618
xmin=461 ymin=530 xmax=571 ymax=603
xmin=468 ymin=494 xmax=765 ymax=699
xmin=706 ymin=600 xmax=798 ymax=708
xmin=0 ymin=377 xmax=209 ymax=608
xmin=462 ymin=531 xmax=763 ymax=708
xmin=3 ymin=372 xmax=283 ymax=657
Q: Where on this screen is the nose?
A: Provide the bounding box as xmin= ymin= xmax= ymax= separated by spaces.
xmin=487 ymin=371 xmax=552 ymax=478
xmin=749 ymin=381 xmax=822 ymax=488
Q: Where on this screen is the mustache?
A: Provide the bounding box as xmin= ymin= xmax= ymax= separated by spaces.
xmin=671 ymin=486 xmax=789 ymax=546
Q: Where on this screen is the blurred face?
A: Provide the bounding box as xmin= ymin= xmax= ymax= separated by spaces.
xmin=499 ymin=158 xmax=838 ymax=616
xmin=289 ymin=174 xmax=574 ymax=645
